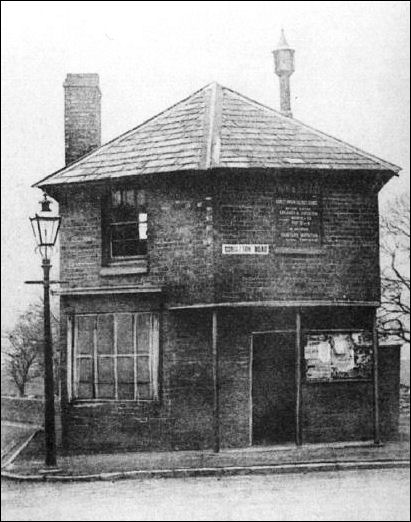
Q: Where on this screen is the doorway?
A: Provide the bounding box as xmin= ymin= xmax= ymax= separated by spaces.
xmin=252 ymin=332 xmax=296 ymax=445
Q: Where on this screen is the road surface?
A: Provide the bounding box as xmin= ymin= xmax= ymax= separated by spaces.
xmin=2 ymin=468 xmax=410 ymax=521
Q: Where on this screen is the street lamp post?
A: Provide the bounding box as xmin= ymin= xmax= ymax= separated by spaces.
xmin=29 ymin=193 xmax=61 ymax=468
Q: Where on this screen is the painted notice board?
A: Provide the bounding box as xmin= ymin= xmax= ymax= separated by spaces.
xmin=275 ymin=194 xmax=321 ymax=249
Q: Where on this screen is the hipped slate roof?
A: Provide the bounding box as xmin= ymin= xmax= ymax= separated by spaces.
xmin=35 ymin=82 xmax=400 ymax=188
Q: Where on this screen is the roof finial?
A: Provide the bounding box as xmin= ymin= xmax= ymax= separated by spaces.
xmin=277 ymin=28 xmax=290 ymax=50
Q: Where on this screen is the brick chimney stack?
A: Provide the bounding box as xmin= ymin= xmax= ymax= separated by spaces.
xmin=63 ymin=73 xmax=101 ymax=166
xmin=273 ymin=30 xmax=295 ymax=117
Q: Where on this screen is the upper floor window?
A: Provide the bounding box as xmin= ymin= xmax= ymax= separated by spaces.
xmin=104 ymin=188 xmax=147 ymax=262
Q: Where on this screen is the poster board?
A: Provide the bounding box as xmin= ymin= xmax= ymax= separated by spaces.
xmin=304 ymin=332 xmax=373 ymax=382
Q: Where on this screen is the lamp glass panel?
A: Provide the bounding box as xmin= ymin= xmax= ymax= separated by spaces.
xmin=38 ymin=217 xmax=59 ymax=245
xmin=30 ymin=218 xmax=41 ymax=246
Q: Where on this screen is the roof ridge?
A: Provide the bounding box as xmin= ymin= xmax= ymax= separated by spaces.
xmin=220 ymin=85 xmax=401 ymax=173
xmin=33 ymin=83 xmax=215 ymax=188
xmin=205 ymin=83 xmax=223 ymax=169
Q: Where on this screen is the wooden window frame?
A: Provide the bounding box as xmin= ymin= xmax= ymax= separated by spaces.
xmin=102 ymin=187 xmax=148 ymax=266
xmin=71 ymin=312 xmax=159 ymax=402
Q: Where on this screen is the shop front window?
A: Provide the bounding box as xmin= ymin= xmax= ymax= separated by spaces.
xmin=304 ymin=331 xmax=373 ymax=382
xmin=72 ymin=312 xmax=159 ymax=401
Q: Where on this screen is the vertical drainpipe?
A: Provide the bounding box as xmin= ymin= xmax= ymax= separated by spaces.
xmin=295 ymin=309 xmax=303 ymax=446
xmin=212 ymin=309 xmax=220 ymax=453
xmin=373 ymin=311 xmax=381 ymax=444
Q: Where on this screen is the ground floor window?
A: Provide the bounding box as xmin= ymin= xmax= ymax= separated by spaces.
xmin=71 ymin=312 xmax=159 ymax=401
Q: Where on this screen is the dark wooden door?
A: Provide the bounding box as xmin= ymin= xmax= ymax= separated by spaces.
xmin=252 ymin=332 xmax=296 ymax=445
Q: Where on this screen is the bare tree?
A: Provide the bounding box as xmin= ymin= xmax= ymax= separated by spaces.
xmin=379 ymin=192 xmax=410 ymax=343
xmin=2 ymin=302 xmax=44 ymax=396
xmin=2 ymin=301 xmax=60 ymax=397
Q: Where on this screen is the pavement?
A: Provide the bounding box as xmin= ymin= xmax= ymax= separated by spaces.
xmin=1 ymin=422 xmax=41 ymax=469
xmin=2 ymin=468 xmax=410 ymax=521
xmin=1 ymin=413 xmax=409 ymax=482
xmin=1 ymin=433 xmax=409 ymax=482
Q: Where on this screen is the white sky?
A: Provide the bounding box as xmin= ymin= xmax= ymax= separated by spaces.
xmin=1 ymin=1 xmax=410 ymax=331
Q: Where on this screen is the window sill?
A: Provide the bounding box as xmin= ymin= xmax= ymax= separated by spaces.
xmin=71 ymin=399 xmax=159 ymax=406
xmin=69 ymin=399 xmax=162 ymax=414
xmin=100 ymin=259 xmax=148 ymax=276
xmin=303 ymin=379 xmax=372 ymax=384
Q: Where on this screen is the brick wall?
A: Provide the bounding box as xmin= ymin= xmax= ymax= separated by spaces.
xmin=214 ymin=172 xmax=380 ymax=303
xmin=299 ymin=308 xmax=375 ymax=443
xmin=56 ymin=170 xmax=380 ymax=307
xmin=302 ymin=382 xmax=374 ymax=442
xmin=1 ymin=396 xmax=62 ymax=447
xmin=60 ymin=305 xmax=295 ymax=453
xmin=59 ymin=304 xmax=400 ymax=453
xmin=302 ymin=345 xmax=401 ymax=443
xmin=162 ymin=310 xmax=214 ymax=450
xmin=60 ymin=300 xmax=215 ymax=453
xmin=379 ymin=345 xmax=401 ymax=440
xmin=53 ymin=169 xmax=390 ymax=453
xmin=149 ymin=177 xmax=214 ymax=304
xmin=1 ymin=397 xmax=44 ymax=425
xmin=58 ymin=175 xmax=214 ymax=304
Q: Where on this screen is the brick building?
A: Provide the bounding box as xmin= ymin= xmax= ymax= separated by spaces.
xmin=34 ymin=33 xmax=401 ymax=453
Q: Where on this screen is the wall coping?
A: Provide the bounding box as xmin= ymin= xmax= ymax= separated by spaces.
xmin=1 ymin=396 xmax=44 ymax=402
